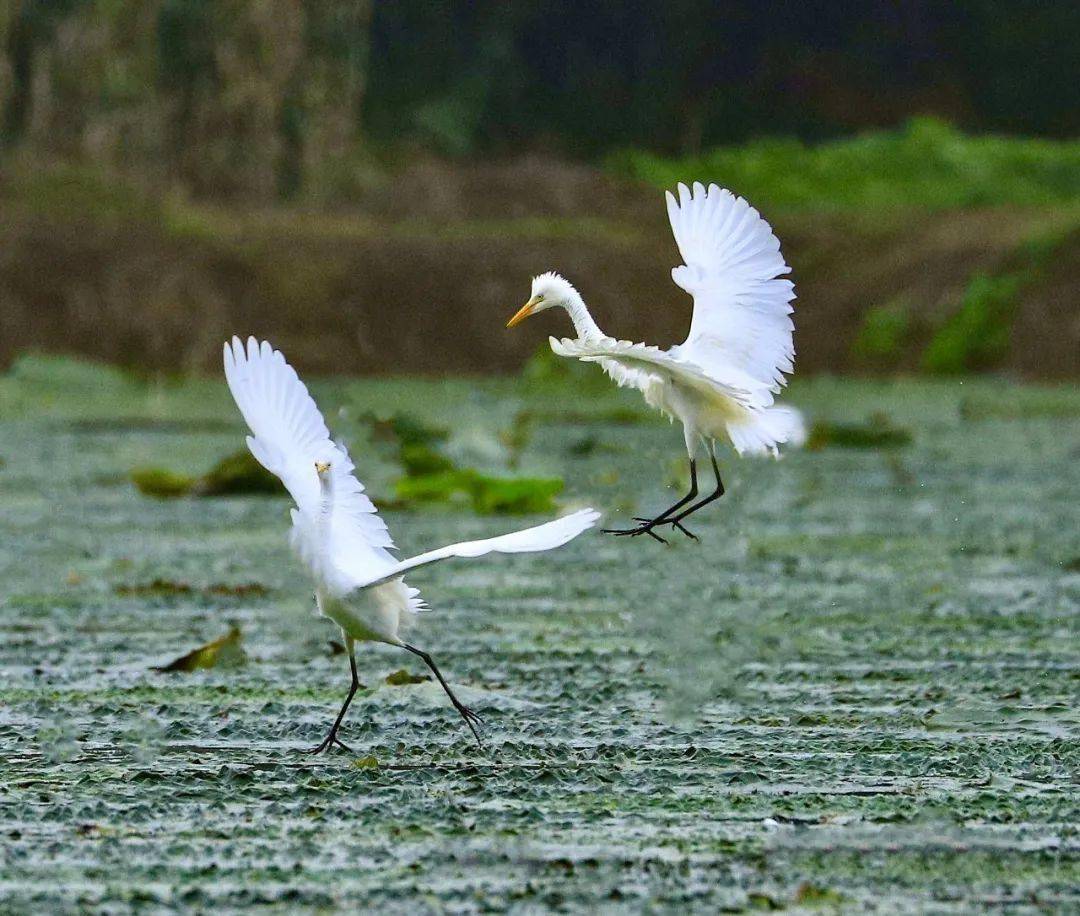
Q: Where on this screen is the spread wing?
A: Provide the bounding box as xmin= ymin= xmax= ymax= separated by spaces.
xmin=666 ymin=182 xmax=795 ymax=407
xmin=353 ymin=509 xmax=600 ymax=591
xmin=223 ymin=336 xmax=395 ymax=593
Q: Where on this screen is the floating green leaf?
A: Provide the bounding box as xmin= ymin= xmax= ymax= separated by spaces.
xmin=794 ymin=883 xmax=847 ymax=906
xmin=194 ymin=450 xmax=283 ymax=496
xmin=806 ymin=413 xmax=912 ymax=450
xmin=132 ymin=450 xmax=283 ymax=499
xmin=130 ymin=467 xmax=194 ymax=498
xmin=398 ymin=443 xmax=456 ymax=477
xmin=152 ymin=626 xmax=246 ymax=673
xmin=394 ymin=470 xmax=476 ymax=509
xmin=467 ymin=473 xmax=563 ymax=515
xmin=116 ymin=579 xmax=268 ymax=599
xmin=385 ymin=669 xmax=429 ymax=686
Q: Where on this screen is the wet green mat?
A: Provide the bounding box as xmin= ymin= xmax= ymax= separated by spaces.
xmin=1 ymin=363 xmax=1077 ymax=911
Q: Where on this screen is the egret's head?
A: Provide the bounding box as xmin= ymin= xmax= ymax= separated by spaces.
xmin=314 ymin=459 xmax=332 ymax=477
xmin=506 ymin=272 xmax=579 ymax=328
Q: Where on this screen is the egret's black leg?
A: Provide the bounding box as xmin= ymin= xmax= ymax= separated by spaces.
xmin=645 ymin=458 xmax=700 ymax=524
xmin=403 ymin=644 xmax=483 ymax=748
xmin=603 ymin=458 xmax=700 ymax=541
xmin=667 ymin=450 xmax=725 ymax=527
xmin=306 ymin=643 xmax=359 ymax=755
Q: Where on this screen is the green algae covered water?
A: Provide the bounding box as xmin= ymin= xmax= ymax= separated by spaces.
xmin=0 ymin=358 xmax=1077 ymax=911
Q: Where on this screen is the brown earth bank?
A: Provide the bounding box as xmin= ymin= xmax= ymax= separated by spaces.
xmin=1 ymin=157 xmax=1077 ymax=378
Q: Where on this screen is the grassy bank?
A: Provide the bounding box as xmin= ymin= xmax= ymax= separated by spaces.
xmin=1 ymin=124 xmax=1079 ymax=379
xmin=611 ymin=118 xmax=1080 ymax=212
xmin=1 ymin=362 xmax=1078 ymax=909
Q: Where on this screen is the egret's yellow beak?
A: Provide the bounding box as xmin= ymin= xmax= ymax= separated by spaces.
xmin=314 ymin=461 xmax=331 ymax=474
xmin=506 ymin=296 xmax=542 ymax=329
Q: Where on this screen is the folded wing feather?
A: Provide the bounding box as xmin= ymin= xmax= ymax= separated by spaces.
xmin=550 ymin=335 xmax=757 ymax=409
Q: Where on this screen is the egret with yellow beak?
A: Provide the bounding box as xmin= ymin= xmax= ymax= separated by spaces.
xmin=224 ymin=337 xmax=599 ymax=751
xmin=507 ymin=182 xmax=804 ymax=542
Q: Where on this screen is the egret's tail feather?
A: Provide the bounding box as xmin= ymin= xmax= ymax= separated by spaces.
xmin=727 ymin=405 xmax=805 ymax=457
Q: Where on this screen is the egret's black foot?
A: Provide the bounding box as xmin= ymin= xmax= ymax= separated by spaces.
xmin=459 ymin=704 xmax=484 ymax=728
xmin=633 ymin=517 xmax=699 ymax=541
xmin=603 ymin=523 xmax=668 ymax=543
xmin=455 ymin=703 xmax=484 ymax=747
xmin=402 ymin=643 xmax=486 ymax=750
xmin=305 ymin=732 xmax=355 ymax=755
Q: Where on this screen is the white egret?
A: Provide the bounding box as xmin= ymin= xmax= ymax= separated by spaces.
xmin=507 ymin=182 xmax=804 ymax=542
xmin=223 ymin=337 xmax=599 ymax=751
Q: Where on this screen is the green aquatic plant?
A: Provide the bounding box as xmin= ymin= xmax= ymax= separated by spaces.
xmin=131 ymin=450 xmax=283 ymax=498
xmin=363 ymin=411 xmax=449 ymax=450
xmin=365 ymin=409 xmax=565 ymax=514
xmin=194 ymin=450 xmax=283 ymax=496
xmin=385 ymin=669 xmax=429 ymax=686
xmin=130 ymin=466 xmax=194 ymax=498
xmin=393 ymin=468 xmax=563 ymax=515
xmin=114 ymin=579 xmax=268 ymax=599
xmin=806 ymin=413 xmax=913 ymax=450
xmin=466 ymin=473 xmax=563 ymax=515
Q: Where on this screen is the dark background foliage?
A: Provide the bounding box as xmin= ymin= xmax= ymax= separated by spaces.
xmin=368 ymin=0 xmax=1079 ymax=154
xmin=3 ymin=1 xmax=1076 ymax=196
xmin=0 ymin=1 xmax=1076 ymax=376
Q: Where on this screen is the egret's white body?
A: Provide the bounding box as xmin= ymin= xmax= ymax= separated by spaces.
xmin=507 ymin=182 xmax=805 ymax=538
xmin=223 ymin=336 xmax=598 ymax=748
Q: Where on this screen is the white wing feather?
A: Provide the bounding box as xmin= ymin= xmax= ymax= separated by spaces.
xmin=223 ymin=336 xmax=396 ymax=593
xmin=354 ymin=509 xmax=600 ymax=591
xmin=550 ymin=335 xmax=756 ymax=408
xmin=666 ymin=182 xmax=795 ymax=407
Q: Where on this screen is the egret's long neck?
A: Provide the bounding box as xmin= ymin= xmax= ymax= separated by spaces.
xmin=563 ymin=292 xmax=605 ymax=342
xmin=316 ymin=473 xmax=334 ymax=539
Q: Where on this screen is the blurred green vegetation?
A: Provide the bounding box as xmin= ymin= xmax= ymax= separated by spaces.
xmin=921 ymin=221 xmax=1075 ymax=374
xmin=851 ymin=300 xmax=913 ymax=369
xmin=611 ymin=119 xmax=1080 ymax=212
xmin=806 ymin=414 xmax=913 ymax=451
xmin=922 ymin=272 xmax=1024 ymax=374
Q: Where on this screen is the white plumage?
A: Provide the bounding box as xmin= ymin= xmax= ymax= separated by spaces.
xmin=667 ymin=183 xmax=795 ymax=402
xmin=223 ymin=336 xmax=599 ymax=749
xmin=507 ymin=182 xmax=804 ymax=541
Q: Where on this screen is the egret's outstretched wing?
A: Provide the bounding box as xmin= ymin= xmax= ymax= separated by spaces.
xmin=666 ymin=182 xmax=795 ymax=407
xmin=223 ymin=337 xmax=395 ymax=592
xmin=353 ymin=509 xmax=600 ymax=591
